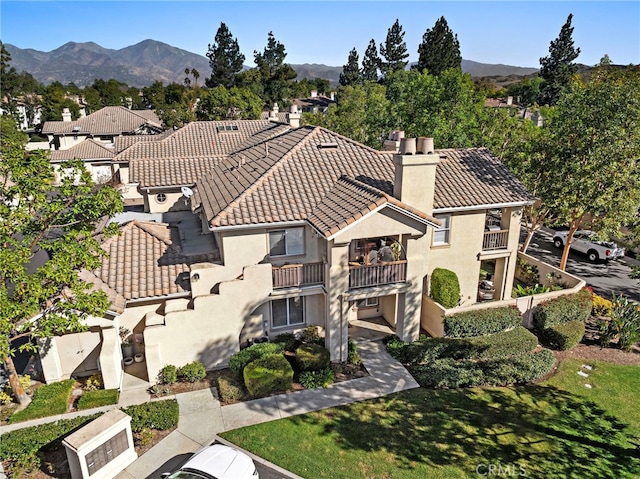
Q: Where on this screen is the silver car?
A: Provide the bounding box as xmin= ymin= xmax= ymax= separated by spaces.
xmin=162 ymin=444 xmax=259 ymax=479
xmin=552 ymin=230 xmax=626 ymax=262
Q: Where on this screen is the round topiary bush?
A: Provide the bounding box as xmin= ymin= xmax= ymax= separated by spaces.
xmin=430 ymin=268 xmax=460 ymax=308
xmin=295 ymin=343 xmax=330 ymax=371
xmin=229 ymin=342 xmax=285 ymax=380
xmin=243 ymin=354 xmax=294 ymax=397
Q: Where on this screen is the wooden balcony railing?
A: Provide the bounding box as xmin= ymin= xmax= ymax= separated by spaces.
xmin=482 ymin=230 xmax=509 ymax=251
xmin=272 ymin=262 xmax=324 ymax=289
xmin=349 ymin=260 xmax=407 ymax=289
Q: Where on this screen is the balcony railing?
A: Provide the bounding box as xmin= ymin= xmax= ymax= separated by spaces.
xmin=272 ymin=262 xmax=324 ymax=289
xmin=349 ymin=260 xmax=407 ymax=289
xmin=482 ymin=229 xmax=509 ymax=251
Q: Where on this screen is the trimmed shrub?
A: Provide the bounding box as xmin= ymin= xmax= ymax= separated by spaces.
xmin=300 ymin=368 xmax=335 ymax=389
xmin=121 ymin=399 xmax=179 ymax=432
xmin=430 ymin=268 xmax=460 ymax=308
xmin=347 ymin=339 xmax=362 ymax=365
xmin=444 ymin=306 xmax=522 ymax=337
xmin=77 ymin=389 xmax=119 ymax=410
xmin=0 ymin=414 xmax=100 ymax=476
xmin=179 ymin=361 xmax=207 ymax=382
xmin=300 ymin=325 xmax=323 ymax=345
xmin=470 ymin=327 xmax=539 ymax=359
xmin=543 ymin=320 xmax=585 ymax=350
xmin=532 ymin=289 xmax=592 ymax=330
xmin=592 ymin=294 xmax=613 ymax=317
xmin=244 ymin=354 xmax=294 ymax=396
xmin=9 ymin=379 xmax=75 ymax=423
xmin=159 ymin=364 xmax=178 ymax=385
xmin=295 ymin=343 xmax=331 ymax=371
xmin=272 ymin=332 xmax=299 ymax=352
xmin=384 ymin=335 xmax=409 ymax=362
xmin=229 ymin=342 xmax=285 ymax=380
xmin=217 ymin=374 xmax=245 ymax=403
xmin=412 ymin=358 xmax=484 ymax=388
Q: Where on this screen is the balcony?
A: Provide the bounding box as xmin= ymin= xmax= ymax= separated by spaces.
xmin=272 ymin=262 xmax=324 ymax=289
xmin=349 ymin=261 xmax=407 ymax=289
xmin=482 ymin=229 xmax=509 ymax=251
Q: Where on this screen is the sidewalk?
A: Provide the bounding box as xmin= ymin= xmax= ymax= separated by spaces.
xmin=117 ymin=340 xmax=418 ymax=479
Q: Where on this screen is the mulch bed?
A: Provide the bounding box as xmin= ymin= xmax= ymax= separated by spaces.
xmin=553 ymin=343 xmax=640 ymax=365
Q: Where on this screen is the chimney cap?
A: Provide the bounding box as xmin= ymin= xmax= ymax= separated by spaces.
xmin=399 ymin=138 xmax=416 ymax=155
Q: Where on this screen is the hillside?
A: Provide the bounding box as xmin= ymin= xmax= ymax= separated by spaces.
xmin=6 ymin=40 xmax=540 ymax=88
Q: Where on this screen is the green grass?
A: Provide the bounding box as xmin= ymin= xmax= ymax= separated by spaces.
xmin=542 ymin=359 xmax=640 ymax=438
xmin=9 ymin=379 xmax=75 ymax=423
xmin=222 ymin=366 xmax=640 ymax=478
xmin=77 ymin=389 xmax=119 ymax=410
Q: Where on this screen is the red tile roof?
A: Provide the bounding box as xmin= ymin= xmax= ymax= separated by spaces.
xmin=42 ymin=107 xmax=161 ymax=135
xmin=49 ymin=139 xmax=115 ymax=162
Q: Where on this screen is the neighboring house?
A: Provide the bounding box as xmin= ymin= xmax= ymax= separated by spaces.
xmin=291 ymin=90 xmax=336 ymax=114
xmin=38 ymin=122 xmax=537 ymax=390
xmin=49 ymin=139 xmax=117 ymax=184
xmin=41 ymin=106 xmax=162 ymax=151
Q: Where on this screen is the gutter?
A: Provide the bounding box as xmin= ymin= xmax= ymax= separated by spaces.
xmin=208 ymin=220 xmax=308 ymax=233
xmin=433 ymin=200 xmax=534 ymax=214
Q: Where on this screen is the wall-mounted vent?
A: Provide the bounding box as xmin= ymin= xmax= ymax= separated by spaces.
xmin=318 ymin=142 xmax=339 ymax=149
xmin=216 ymin=125 xmax=239 ymax=132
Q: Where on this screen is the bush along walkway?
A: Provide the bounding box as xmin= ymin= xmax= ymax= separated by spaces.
xmin=116 ymin=340 xmax=418 ymax=479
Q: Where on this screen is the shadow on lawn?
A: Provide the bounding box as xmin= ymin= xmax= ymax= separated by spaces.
xmin=290 ymin=386 xmax=640 ymax=478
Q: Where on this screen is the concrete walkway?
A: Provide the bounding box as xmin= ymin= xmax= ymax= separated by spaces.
xmin=117 ymin=340 xmax=418 ymax=479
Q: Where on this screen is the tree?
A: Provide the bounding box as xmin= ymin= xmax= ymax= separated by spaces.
xmin=361 ymin=39 xmax=380 ymax=82
xmin=414 ymin=16 xmax=462 ymax=76
xmin=0 ymin=117 xmax=123 ymax=403
xmin=379 ymin=19 xmax=409 ymax=77
xmin=196 ymin=86 xmax=263 ymax=120
xmin=41 ymin=82 xmax=80 ymax=121
xmin=253 ymin=31 xmax=297 ymax=106
xmin=533 ymin=71 xmax=640 ymax=270
xmin=340 ymin=48 xmax=361 ymax=86
xmin=205 ymin=22 xmax=245 ymax=89
xmin=538 ymin=13 xmax=581 ymax=106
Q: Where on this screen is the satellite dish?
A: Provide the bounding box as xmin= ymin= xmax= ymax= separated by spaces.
xmin=181 ymin=186 xmax=194 ymax=198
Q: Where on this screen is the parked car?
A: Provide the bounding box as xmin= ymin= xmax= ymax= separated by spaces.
xmin=162 ymin=444 xmax=259 ymax=479
xmin=552 ymin=230 xmax=626 ymax=262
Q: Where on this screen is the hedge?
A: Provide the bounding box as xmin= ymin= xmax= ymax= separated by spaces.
xmin=532 ymin=289 xmax=592 ymax=330
xmin=411 ymin=349 xmax=555 ymax=388
xmin=468 ymin=327 xmax=539 ymax=359
xmin=295 ymin=343 xmax=331 ymax=371
xmin=9 ymin=379 xmax=75 ymax=423
xmin=430 ymin=268 xmax=460 ymax=308
xmin=444 ymin=306 xmax=522 ymax=338
xmin=178 ymin=361 xmax=207 ymax=382
xmin=229 ymin=342 xmax=285 ymax=380
xmin=244 ymin=354 xmax=294 ymax=396
xmin=542 ymin=320 xmax=585 ymax=350
xmin=77 ymin=389 xmax=119 ymax=410
xmin=121 ymin=399 xmax=179 ymax=432
xmin=217 ymin=374 xmax=245 ymax=403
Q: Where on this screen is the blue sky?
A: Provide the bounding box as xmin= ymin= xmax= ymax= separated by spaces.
xmin=2 ymin=1 xmax=638 ymax=68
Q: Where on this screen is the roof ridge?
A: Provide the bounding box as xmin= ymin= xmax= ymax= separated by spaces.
xmin=131 ymin=220 xmax=174 ymax=246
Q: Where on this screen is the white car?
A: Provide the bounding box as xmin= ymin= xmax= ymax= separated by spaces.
xmin=552 ymin=230 xmax=626 ymax=262
xmin=162 ymin=444 xmax=259 ymax=479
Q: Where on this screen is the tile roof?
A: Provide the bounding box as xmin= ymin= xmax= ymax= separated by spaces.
xmin=126 ymin=121 xmax=291 ymax=187
xmin=194 ymin=127 xmax=534 ymax=230
xmin=82 ymin=220 xmax=218 ymax=305
xmin=42 ymin=107 xmax=162 ymax=135
xmin=113 ymin=130 xmax=173 ymax=154
xmin=308 ymin=176 xmax=440 ymax=238
xmin=49 ymin=139 xmax=115 ymax=162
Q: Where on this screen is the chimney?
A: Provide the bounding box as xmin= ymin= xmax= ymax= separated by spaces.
xmin=383 ymin=130 xmax=404 ymax=152
xmin=62 ymin=108 xmax=72 ymax=122
xmin=268 ymin=103 xmax=279 ymax=122
xmin=393 ymin=137 xmax=439 ymax=215
xmin=310 ymin=90 xmax=318 ymax=98
xmin=287 ymin=104 xmax=301 ymax=128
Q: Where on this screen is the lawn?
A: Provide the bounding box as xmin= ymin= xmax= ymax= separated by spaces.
xmin=222 ymin=364 xmax=640 ymax=478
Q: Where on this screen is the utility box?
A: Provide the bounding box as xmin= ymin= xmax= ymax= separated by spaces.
xmin=63 ymin=409 xmax=137 ymax=479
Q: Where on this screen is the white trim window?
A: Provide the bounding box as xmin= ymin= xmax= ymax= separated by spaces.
xmin=271 ymin=297 xmax=305 ymax=328
xmin=269 ymin=227 xmax=304 ymax=257
xmin=356 ymin=297 xmax=378 ymax=308
xmin=433 ymin=214 xmax=451 ymax=245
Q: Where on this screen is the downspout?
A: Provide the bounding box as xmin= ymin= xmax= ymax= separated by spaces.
xmin=500 ymin=255 xmax=510 ymax=300
xmin=339 ymin=294 xmax=345 ymax=362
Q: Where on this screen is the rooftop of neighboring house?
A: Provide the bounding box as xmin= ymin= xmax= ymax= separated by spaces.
xmin=113 ymin=129 xmax=174 ymax=154
xmin=49 ymin=139 xmax=115 ymax=162
xmin=41 ymin=106 xmax=162 ymax=136
xmin=291 ymin=93 xmax=335 ymax=111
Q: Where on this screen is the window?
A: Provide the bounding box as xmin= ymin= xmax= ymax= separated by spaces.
xmin=433 ymin=214 xmax=451 ymax=245
xmin=85 ymin=429 xmax=129 ymax=476
xmin=156 ymin=193 xmax=167 ymax=203
xmin=216 ymin=124 xmax=239 ymax=132
xmin=269 ymin=228 xmax=304 ymax=257
xmin=356 ymin=297 xmax=378 ymax=308
xmin=271 ymin=297 xmax=304 ymax=328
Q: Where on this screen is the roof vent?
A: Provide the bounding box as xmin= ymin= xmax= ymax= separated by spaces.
xmin=416 ymin=137 xmax=434 ymax=154
xmin=318 ymin=142 xmax=339 ymax=149
xmin=72 ymin=126 xmax=81 ymax=133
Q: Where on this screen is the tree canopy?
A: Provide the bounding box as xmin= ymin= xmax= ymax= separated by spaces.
xmin=253 ymin=31 xmax=297 ymax=107
xmin=538 ymin=13 xmax=581 ymax=106
xmin=361 ymin=39 xmax=381 ymax=82
xmin=340 ymin=48 xmax=362 ymax=87
xmin=379 ymin=19 xmax=409 ymax=78
xmin=414 ymin=16 xmax=462 ymax=76
xmin=205 ymin=22 xmax=245 ymax=89
xmin=0 ymin=117 xmax=123 ymax=403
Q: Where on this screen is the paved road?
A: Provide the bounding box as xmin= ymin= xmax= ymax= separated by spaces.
xmin=523 ymin=227 xmax=639 ymax=302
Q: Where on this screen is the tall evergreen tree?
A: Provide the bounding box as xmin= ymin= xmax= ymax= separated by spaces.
xmin=414 ymin=16 xmax=462 ymax=75
xmin=253 ymin=31 xmax=297 ymax=106
xmin=361 ymin=39 xmax=380 ymax=82
xmin=379 ymin=19 xmax=409 ymax=77
xmin=205 ymin=22 xmax=245 ymax=89
xmin=538 ymin=13 xmax=581 ymax=106
xmin=340 ymin=48 xmax=362 ymax=86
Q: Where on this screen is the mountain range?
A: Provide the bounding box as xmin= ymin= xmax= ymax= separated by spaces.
xmin=5 ymin=40 xmax=539 ymax=88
